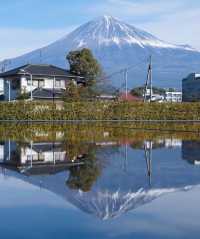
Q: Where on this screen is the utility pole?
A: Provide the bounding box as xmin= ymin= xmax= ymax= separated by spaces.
xmin=124 ymin=68 xmax=128 ymax=100
xmin=149 ymin=56 xmax=153 ymax=102
xmin=144 ymin=56 xmax=153 ymax=102
xmin=53 ymin=77 xmax=56 ymax=121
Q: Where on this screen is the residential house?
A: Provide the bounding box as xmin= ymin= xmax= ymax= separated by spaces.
xmin=0 ymin=64 xmax=85 ymax=101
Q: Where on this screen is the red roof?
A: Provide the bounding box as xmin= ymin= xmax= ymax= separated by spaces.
xmin=119 ymin=93 xmax=142 ymax=102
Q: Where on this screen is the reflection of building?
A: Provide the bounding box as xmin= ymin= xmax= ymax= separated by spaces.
xmin=0 ymin=142 xmax=4 ymax=161
xmin=182 ymin=141 xmax=200 ymax=165
xmin=131 ymin=139 xmax=182 ymax=150
xmin=164 ymin=139 xmax=182 ymax=148
xmin=0 ymin=141 xmax=85 ymax=175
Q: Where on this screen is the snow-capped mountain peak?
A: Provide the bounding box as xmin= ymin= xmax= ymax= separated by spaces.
xmin=1 ymin=15 xmax=200 ymax=89
xmin=67 ymin=15 xmax=196 ymax=51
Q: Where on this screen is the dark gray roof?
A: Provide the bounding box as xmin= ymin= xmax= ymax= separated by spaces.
xmin=0 ymin=64 xmax=82 ymax=78
xmin=32 ymin=143 xmax=64 ymax=152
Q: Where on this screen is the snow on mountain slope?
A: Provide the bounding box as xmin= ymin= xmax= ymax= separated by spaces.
xmin=66 ymin=15 xmax=196 ymax=50
xmin=0 ymin=168 xmax=194 ymax=220
xmin=1 ymin=15 xmax=200 ymax=88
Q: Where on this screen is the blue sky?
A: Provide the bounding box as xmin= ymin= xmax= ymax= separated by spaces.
xmin=0 ymin=0 xmax=200 ymax=60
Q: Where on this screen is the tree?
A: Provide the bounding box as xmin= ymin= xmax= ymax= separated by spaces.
xmin=66 ymin=48 xmax=102 ymax=87
xmin=64 ymin=81 xmax=80 ymax=102
xmin=66 ymin=145 xmax=101 ymax=192
xmin=131 ymin=86 xmax=166 ymax=97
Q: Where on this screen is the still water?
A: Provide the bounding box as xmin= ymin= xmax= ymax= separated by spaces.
xmin=0 ymin=125 xmax=200 ymax=239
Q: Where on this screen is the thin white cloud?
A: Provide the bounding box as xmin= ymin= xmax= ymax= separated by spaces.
xmin=138 ymin=8 xmax=200 ymax=49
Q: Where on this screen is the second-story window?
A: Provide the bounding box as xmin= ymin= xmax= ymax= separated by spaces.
xmin=55 ymin=80 xmax=61 ymax=87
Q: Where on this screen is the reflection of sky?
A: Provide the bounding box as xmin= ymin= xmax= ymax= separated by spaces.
xmin=0 ymin=173 xmax=69 ymax=208
xmin=0 ymin=142 xmax=200 ymax=238
xmin=0 ymin=175 xmax=199 ymax=239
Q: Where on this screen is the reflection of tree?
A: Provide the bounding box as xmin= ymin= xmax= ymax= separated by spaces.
xmin=66 ymin=146 xmax=101 ymax=192
xmin=10 ymin=149 xmax=21 ymax=165
xmin=64 ymin=142 xmax=89 ymax=162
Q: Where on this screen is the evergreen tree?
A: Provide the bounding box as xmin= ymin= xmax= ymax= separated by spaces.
xmin=66 ymin=48 xmax=102 ymax=87
xmin=64 ymin=81 xmax=80 ymax=102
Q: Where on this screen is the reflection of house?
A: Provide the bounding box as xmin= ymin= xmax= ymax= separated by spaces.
xmin=0 ymin=64 xmax=84 ymax=101
xmin=0 ymin=142 xmax=4 ymax=161
xmin=0 ymin=141 xmax=85 ymax=175
xmin=182 ymin=141 xmax=200 ymax=165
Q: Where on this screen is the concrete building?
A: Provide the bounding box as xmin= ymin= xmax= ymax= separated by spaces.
xmin=165 ymin=91 xmax=182 ymax=103
xmin=182 ymin=73 xmax=200 ymax=102
xmin=0 ymin=64 xmax=84 ymax=101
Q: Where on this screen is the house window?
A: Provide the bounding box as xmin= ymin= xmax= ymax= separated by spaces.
xmin=32 ymin=79 xmax=45 ymax=88
xmin=11 ymin=79 xmax=20 ymax=90
xmin=27 ymin=79 xmax=32 ymax=86
xmin=38 ymin=80 xmax=45 ymax=88
xmin=55 ymin=80 xmax=61 ymax=87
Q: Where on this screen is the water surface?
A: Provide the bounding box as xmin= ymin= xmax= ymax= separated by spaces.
xmin=0 ymin=125 xmax=200 ymax=239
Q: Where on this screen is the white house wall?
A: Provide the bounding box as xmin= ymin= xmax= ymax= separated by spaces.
xmin=0 ymin=79 xmax=3 ymax=92
xmin=21 ymin=77 xmax=66 ymax=94
xmin=21 ymin=147 xmax=67 ymax=164
xmin=4 ymin=79 xmax=18 ymax=101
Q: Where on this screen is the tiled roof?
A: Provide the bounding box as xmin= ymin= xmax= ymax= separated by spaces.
xmin=0 ymin=64 xmax=82 ymax=78
xmin=119 ymin=93 xmax=142 ymax=101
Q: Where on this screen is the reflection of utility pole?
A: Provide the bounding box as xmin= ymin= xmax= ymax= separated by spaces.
xmin=30 ymin=141 xmax=33 ymax=168
xmin=8 ymin=139 xmax=11 ymax=161
xmin=144 ymin=141 xmax=152 ymax=186
xmin=53 ymin=141 xmax=55 ymax=165
xmin=123 ymin=143 xmax=128 ymax=172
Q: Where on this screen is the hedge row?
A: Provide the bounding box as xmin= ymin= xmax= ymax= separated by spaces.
xmin=0 ymin=101 xmax=200 ymax=121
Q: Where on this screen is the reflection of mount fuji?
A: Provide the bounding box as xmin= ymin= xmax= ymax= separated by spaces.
xmin=1 ymin=139 xmax=200 ymax=220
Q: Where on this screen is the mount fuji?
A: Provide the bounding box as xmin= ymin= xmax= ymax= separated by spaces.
xmin=1 ymin=15 xmax=200 ymax=89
